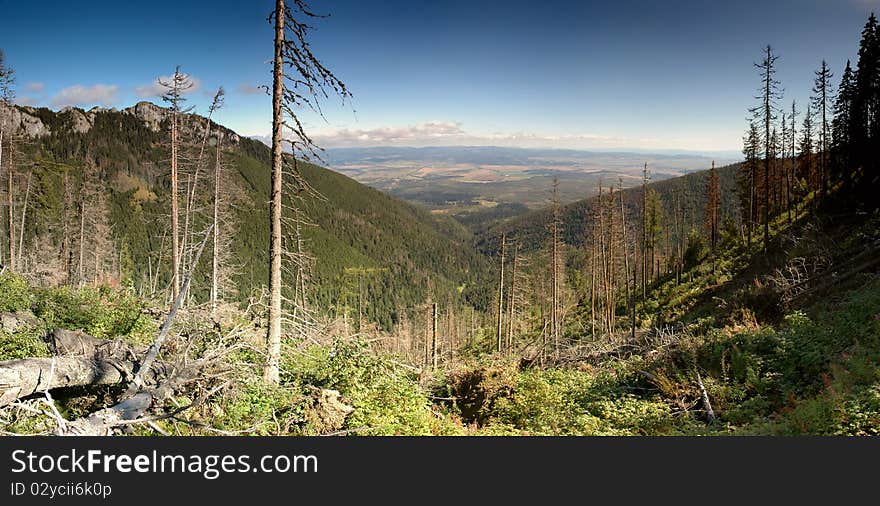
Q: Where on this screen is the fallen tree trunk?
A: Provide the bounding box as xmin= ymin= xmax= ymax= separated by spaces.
xmin=49 ymin=329 xmax=145 ymax=358
xmin=20 ymin=227 xmax=219 ymax=435
xmin=0 ymin=331 xmax=161 ymax=407
xmin=0 ymin=357 xmax=136 ymax=406
xmin=56 ymin=359 xmax=208 ymax=436
xmin=0 ymin=355 xmax=171 ymax=408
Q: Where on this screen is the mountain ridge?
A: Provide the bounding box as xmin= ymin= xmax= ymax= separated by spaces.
xmin=0 ymin=101 xmax=492 ymax=328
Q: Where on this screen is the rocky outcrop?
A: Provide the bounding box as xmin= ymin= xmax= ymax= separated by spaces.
xmin=1 ymin=100 xmax=244 ymax=145
xmin=60 ymin=106 xmax=94 ymax=134
xmin=124 ymin=101 xmax=168 ymax=132
xmin=0 ymin=103 xmax=49 ymax=137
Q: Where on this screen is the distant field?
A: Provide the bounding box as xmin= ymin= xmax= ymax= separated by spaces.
xmin=324 ymin=146 xmax=738 ymax=231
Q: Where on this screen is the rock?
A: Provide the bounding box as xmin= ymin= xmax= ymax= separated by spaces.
xmin=60 ymin=106 xmax=94 ymax=134
xmin=0 ymin=103 xmax=49 ymax=137
xmin=124 ymin=101 xmax=168 ymax=132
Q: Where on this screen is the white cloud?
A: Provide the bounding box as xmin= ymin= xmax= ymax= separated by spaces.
xmin=303 ymin=121 xmax=654 ymax=150
xmin=312 ymin=121 xmax=467 ymax=146
xmin=25 ymin=82 xmax=44 ymax=93
xmin=237 ymin=83 xmax=265 ymax=96
xmin=135 ymin=74 xmax=202 ymax=99
xmin=49 ymin=84 xmax=119 ymax=108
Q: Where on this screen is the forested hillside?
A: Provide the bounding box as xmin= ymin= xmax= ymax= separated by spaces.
xmin=479 ymin=162 xmax=741 ymax=255
xmin=0 ymin=102 xmax=492 ymax=329
xmin=0 ymin=8 xmax=878 ymax=439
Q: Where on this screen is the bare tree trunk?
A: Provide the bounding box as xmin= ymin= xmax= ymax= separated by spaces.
xmin=0 ymin=357 xmax=140 ymax=407
xmin=293 ymin=202 xmax=308 ymax=314
xmin=619 ymin=178 xmax=633 ymax=338
xmin=16 ymin=170 xmax=30 ymax=267
xmin=551 ymin=178 xmax=560 ymax=356
xmin=182 ymin=115 xmax=216 ymax=278
xmin=7 ymin=141 xmax=14 ymax=273
xmin=181 ymin=174 xmax=191 ymax=278
xmin=607 ymin=186 xmax=615 ymax=334
xmin=432 ymin=302 xmax=438 ymax=369
xmin=357 ymin=271 xmax=363 ymax=333
xmin=0 ymin=129 xmax=3 ymax=268
xmin=170 ymin=110 xmax=180 ymax=302
xmin=0 ymin=329 xmax=156 ymax=407
xmin=590 ymin=235 xmax=596 ymax=340
xmin=641 ymin=163 xmax=648 ymax=299
xmin=495 ymin=231 xmax=505 ymax=353
xmin=506 ymin=241 xmax=518 ymax=354
xmin=211 ymin=133 xmax=222 ymax=312
xmin=264 ymin=0 xmax=286 ymax=384
xmin=78 ymin=199 xmax=85 ymax=287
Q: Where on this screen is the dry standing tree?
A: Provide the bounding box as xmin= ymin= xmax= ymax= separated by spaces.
xmin=265 ymin=0 xmax=351 ymax=384
xmin=158 ymin=67 xmax=195 ymax=303
xmin=1 ymin=49 xmax=16 ymax=272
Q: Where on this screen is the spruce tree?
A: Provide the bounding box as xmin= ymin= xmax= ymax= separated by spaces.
xmin=811 ymin=61 xmax=833 ymax=196
xmin=832 ymin=60 xmax=855 ymax=182
xmin=853 ymin=13 xmax=879 ymax=189
xmin=750 ymin=46 xmax=782 ymax=252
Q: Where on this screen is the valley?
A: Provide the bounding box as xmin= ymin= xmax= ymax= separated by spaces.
xmin=323 ymin=146 xmax=737 ymax=231
xmin=0 ymin=2 xmax=878 ymax=445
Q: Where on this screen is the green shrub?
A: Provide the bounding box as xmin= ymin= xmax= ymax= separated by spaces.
xmin=0 ymin=272 xmax=31 ymax=312
xmin=0 ymin=326 xmax=49 ymax=361
xmin=206 ymin=380 xmax=302 ymax=436
xmin=286 ymin=338 xmax=453 ymax=435
xmin=33 ymin=285 xmax=154 ymax=343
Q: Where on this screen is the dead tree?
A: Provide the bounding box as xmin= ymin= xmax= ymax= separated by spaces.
xmin=6 ymin=142 xmax=14 ymax=273
xmin=432 ymin=302 xmax=438 ymax=369
xmin=506 ymin=241 xmax=519 ymax=354
xmin=496 ymin=231 xmax=505 ymax=353
xmin=550 ymin=178 xmax=561 ymax=356
xmin=696 ymin=371 xmax=716 ymax=423
xmin=0 ymin=330 xmax=153 ymax=407
xmin=15 ymin=170 xmax=30 ymax=268
xmin=264 ymin=0 xmax=351 ymax=384
xmin=0 ymin=50 xmax=14 ymax=272
xmin=618 ymin=178 xmax=635 ymax=338
xmin=641 ymin=163 xmax=650 ymax=298
xmin=182 ymin=87 xmax=224 ymax=282
xmin=125 ymin=225 xmax=213 ymax=397
xmin=705 ymin=161 xmax=721 ymax=271
xmin=211 ymin=130 xmax=224 ymax=312
xmin=811 ymin=61 xmax=832 ymax=198
xmin=158 ymin=67 xmax=195 ymax=303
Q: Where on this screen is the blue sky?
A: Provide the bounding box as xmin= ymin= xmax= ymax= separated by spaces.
xmin=1 ymin=0 xmax=877 ymax=153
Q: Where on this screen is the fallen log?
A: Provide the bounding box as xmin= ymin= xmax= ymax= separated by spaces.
xmin=0 ymin=357 xmax=136 ymax=406
xmin=0 ymin=331 xmax=161 ymax=407
xmin=56 ymin=359 xmax=209 ymax=436
xmin=53 ymin=226 xmax=216 ymax=436
xmin=49 ymin=329 xmax=145 ymax=358
xmin=0 ymin=355 xmax=169 ymax=407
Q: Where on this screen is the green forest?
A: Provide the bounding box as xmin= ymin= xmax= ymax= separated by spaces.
xmin=0 ymin=5 xmax=879 ymax=438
